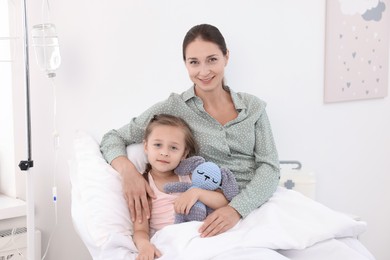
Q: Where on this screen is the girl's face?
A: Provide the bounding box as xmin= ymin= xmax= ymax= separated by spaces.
xmin=184 ymin=38 xmax=229 ymax=93
xmin=144 ymin=125 xmax=188 ymax=175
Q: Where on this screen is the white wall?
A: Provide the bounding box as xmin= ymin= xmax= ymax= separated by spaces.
xmin=0 ymin=0 xmax=16 ymax=197
xmin=10 ymin=1 xmax=389 ymax=259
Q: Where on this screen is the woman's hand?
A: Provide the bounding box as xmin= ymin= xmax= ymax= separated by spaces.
xmin=174 ymin=188 xmax=200 ymax=215
xmin=198 ymin=205 xmax=241 ymax=237
xmin=136 ymin=241 xmax=162 ymax=260
xmin=111 ymin=156 xmax=155 ymax=223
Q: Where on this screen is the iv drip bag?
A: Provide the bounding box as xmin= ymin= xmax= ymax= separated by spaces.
xmin=32 ymin=23 xmax=61 ymax=78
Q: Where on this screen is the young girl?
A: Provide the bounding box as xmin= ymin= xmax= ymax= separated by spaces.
xmin=133 ymin=114 xmax=229 ymax=260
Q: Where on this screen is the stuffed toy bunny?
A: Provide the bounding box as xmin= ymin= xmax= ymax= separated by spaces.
xmin=164 ymin=156 xmax=239 ymax=223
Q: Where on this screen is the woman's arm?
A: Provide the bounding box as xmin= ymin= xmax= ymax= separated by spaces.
xmin=174 ymin=188 xmax=228 ymax=215
xmin=100 ymin=121 xmax=153 ymax=222
xmin=100 ymin=102 xmax=169 ymax=222
xmin=100 ymin=95 xmax=176 ymax=163
xmin=228 ymin=110 xmax=280 ymax=218
xmin=200 ymin=106 xmax=280 ymax=237
xmin=111 ymin=156 xmax=155 ymax=222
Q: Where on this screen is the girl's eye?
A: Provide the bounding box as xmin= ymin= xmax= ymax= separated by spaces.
xmin=170 ymin=146 xmax=178 ymax=151
xmin=197 ymin=170 xmax=204 ymax=175
xmin=153 ymin=143 xmax=161 ymax=148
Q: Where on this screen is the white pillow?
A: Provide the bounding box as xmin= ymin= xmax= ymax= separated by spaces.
xmin=70 ymin=131 xmax=147 ymax=258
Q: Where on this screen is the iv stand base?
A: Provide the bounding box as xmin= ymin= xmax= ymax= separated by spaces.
xmin=19 ymin=160 xmax=34 ymax=171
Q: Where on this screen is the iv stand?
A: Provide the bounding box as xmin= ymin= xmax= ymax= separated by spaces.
xmin=18 ymin=0 xmax=36 ymax=259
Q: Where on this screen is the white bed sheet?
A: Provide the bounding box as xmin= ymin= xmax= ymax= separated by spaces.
xmin=96 ymin=236 xmax=375 ymax=260
xmin=94 ymin=188 xmax=374 ymax=260
xmin=70 ymin=132 xmax=375 ymax=260
xmin=279 ymin=238 xmax=375 ymax=260
xmin=192 ymin=238 xmax=375 ymax=260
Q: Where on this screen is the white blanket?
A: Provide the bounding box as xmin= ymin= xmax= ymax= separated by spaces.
xmin=100 ymin=188 xmax=367 ymax=260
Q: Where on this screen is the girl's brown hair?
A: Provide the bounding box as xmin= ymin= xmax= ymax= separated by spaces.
xmin=143 ymin=114 xmax=198 ymax=177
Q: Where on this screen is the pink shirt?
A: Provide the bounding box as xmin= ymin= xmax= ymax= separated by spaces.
xmin=148 ymin=172 xmax=191 ymax=233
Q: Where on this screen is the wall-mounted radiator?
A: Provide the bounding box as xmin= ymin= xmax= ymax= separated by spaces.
xmin=0 ymin=227 xmax=41 ymax=260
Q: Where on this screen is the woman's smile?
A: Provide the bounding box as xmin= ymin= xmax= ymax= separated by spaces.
xmin=185 ymin=38 xmax=228 ymax=93
xmin=198 ymin=76 xmax=214 ymax=84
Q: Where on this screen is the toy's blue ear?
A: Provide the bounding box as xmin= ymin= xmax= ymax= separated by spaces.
xmin=220 ymin=168 xmax=239 ymax=201
xmin=174 ymin=156 xmax=205 ymax=176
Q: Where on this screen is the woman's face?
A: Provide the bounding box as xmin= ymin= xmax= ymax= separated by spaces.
xmin=184 ymin=38 xmax=229 ymax=93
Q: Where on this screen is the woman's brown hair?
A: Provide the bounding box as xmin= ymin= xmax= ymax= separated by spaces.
xmin=182 ymin=24 xmax=228 ymax=61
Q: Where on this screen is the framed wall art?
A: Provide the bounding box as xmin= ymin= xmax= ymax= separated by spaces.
xmin=324 ymin=0 xmax=389 ymax=103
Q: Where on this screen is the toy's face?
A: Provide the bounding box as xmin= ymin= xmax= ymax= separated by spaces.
xmin=192 ymin=162 xmax=222 ymax=190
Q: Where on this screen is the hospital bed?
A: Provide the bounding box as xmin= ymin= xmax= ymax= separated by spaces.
xmin=69 ymin=131 xmax=375 ymax=260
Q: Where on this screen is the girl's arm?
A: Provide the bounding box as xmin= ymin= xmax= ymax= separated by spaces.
xmin=197 ymin=189 xmax=228 ymax=209
xmin=133 ymin=211 xmax=162 ymax=260
xmin=174 ymin=188 xmax=228 ymax=215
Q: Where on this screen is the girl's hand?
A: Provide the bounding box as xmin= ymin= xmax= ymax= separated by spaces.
xmin=136 ymin=241 xmax=162 ymax=260
xmin=198 ymin=205 xmax=241 ymax=237
xmin=174 ymin=188 xmax=200 ymax=215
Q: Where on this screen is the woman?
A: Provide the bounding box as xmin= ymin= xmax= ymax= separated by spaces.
xmin=100 ymin=24 xmax=280 ymax=238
